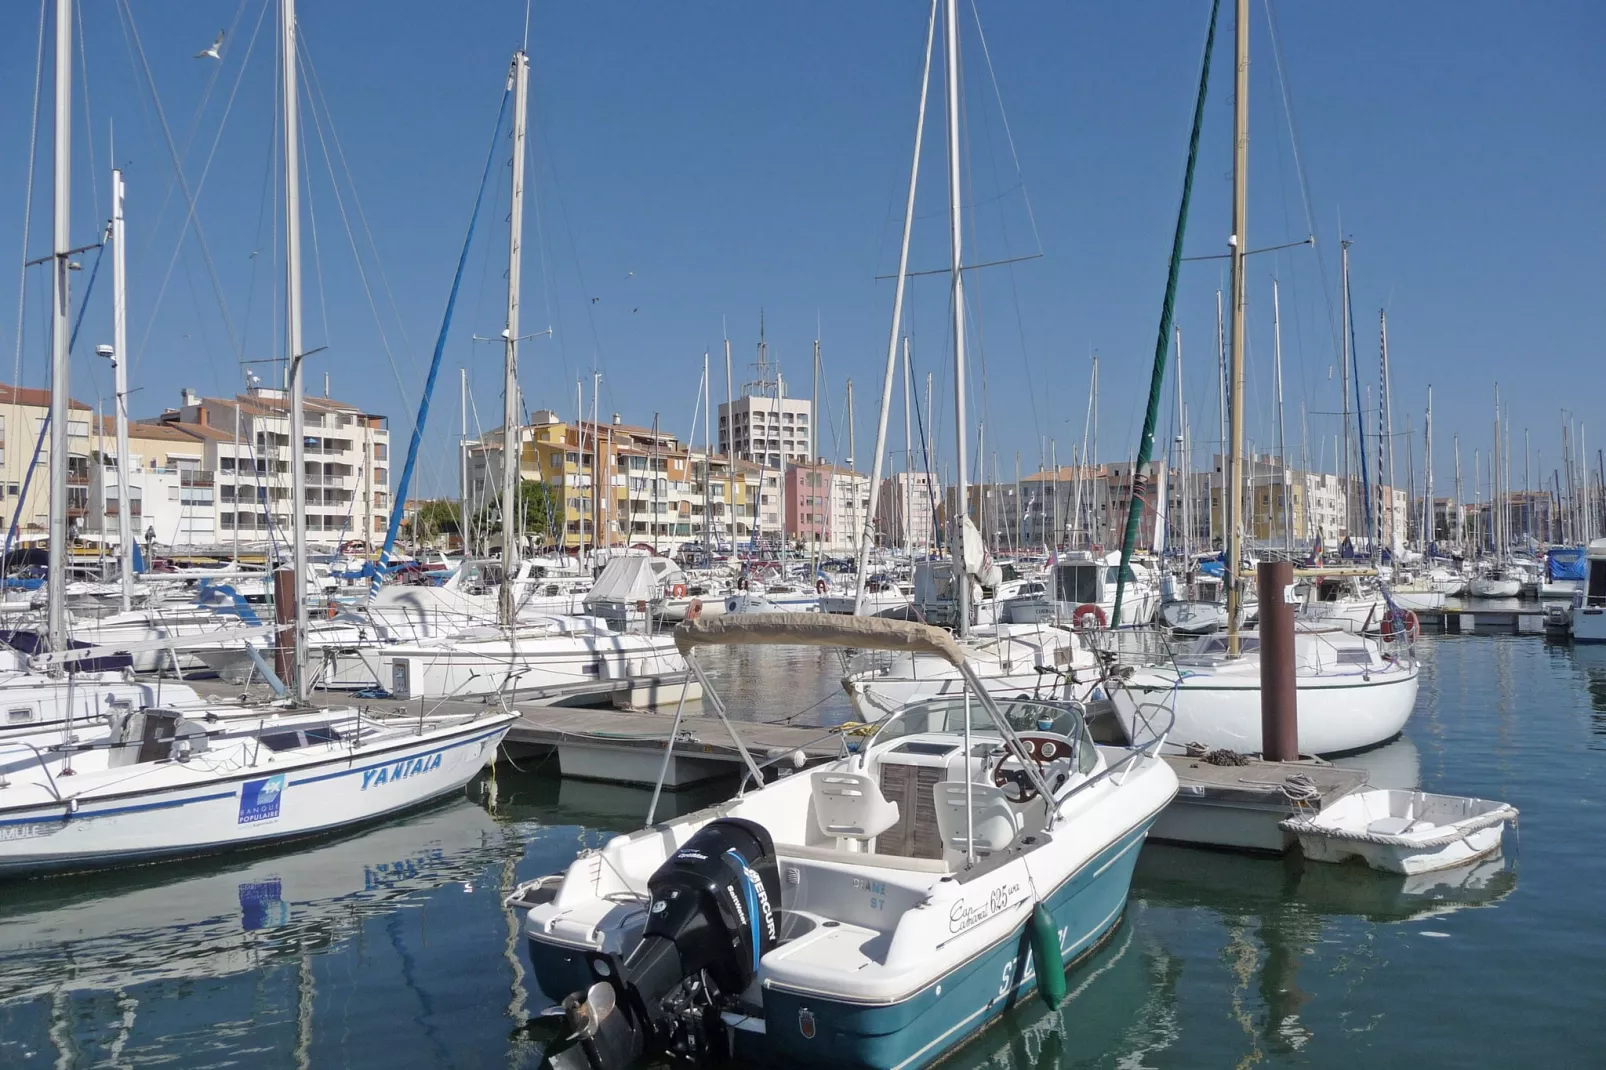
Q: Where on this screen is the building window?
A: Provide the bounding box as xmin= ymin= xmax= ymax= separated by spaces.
xmin=373 ymin=442 xmax=388 ymax=461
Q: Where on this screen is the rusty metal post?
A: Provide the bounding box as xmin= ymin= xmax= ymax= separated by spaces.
xmin=273 ymin=565 xmax=297 ymax=691
xmin=1258 ymin=558 xmax=1299 ymax=760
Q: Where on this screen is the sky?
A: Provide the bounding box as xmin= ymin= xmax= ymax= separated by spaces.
xmin=0 ymin=1 xmax=1600 ymax=502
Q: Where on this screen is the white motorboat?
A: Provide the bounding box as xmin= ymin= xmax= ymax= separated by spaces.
xmin=361 ymin=615 xmax=684 ymax=700
xmin=1570 ymin=538 xmax=1606 ymax=642
xmin=1108 ymin=628 xmax=1418 ymax=756
xmin=1048 ymin=552 xmax=1161 ymax=627
xmin=818 ymin=579 xmax=913 ymax=617
xmin=513 ymin=613 xmax=1177 ymax=1070
xmin=1282 ymin=788 xmax=1517 ymax=874
xmin=0 ymin=703 xmax=513 ymax=877
xmin=842 ymin=621 xmax=1103 ymax=720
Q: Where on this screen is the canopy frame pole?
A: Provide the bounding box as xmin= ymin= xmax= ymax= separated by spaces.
xmin=682 ymin=649 xmax=768 ymax=792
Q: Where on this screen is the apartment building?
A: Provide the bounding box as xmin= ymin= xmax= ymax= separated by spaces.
xmin=466 ymin=410 xmax=770 ymax=554
xmin=152 ymin=387 xmax=390 ymax=548
xmin=0 ymin=383 xmax=94 ymax=540
xmin=875 ymin=471 xmax=938 ymax=553
xmin=86 ymin=420 xmax=218 ymax=549
xmin=786 ymin=462 xmax=870 ymax=553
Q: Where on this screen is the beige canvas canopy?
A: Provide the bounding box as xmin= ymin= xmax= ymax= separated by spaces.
xmin=673 ymin=612 xmax=966 ymax=667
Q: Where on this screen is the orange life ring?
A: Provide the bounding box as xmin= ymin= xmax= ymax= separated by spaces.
xmin=326 ymin=599 xmax=339 ymax=620
xmin=816 ymin=578 xmax=828 ymax=594
xmin=671 ymin=583 xmax=688 ymax=598
xmin=1381 ymin=607 xmax=1420 ymax=642
xmin=1071 ymin=603 xmax=1107 ymax=630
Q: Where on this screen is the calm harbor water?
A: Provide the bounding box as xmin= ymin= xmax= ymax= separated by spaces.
xmin=2 ymin=635 xmax=1603 ymax=1068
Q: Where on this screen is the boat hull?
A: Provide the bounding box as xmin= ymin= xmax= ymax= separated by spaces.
xmin=0 ymin=719 xmax=511 ymax=877
xmin=1114 ymin=664 xmax=1418 ymax=756
xmin=749 ymin=818 xmax=1155 ymax=1070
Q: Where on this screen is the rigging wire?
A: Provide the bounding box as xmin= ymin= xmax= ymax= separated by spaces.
xmin=298 ymin=37 xmax=422 ymax=379
xmin=115 ymin=0 xmax=258 ymax=372
xmin=10 ymin=0 xmax=47 ymax=400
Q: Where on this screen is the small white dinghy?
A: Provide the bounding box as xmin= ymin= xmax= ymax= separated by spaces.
xmin=1283 ymin=788 xmax=1517 ymax=875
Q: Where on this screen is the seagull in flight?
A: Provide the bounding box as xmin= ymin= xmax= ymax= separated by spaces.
xmin=195 ymin=30 xmax=224 ymax=60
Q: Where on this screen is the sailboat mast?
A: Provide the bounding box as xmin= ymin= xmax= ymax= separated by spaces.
xmin=283 ymin=0 xmax=310 ymax=700
xmin=857 ymin=1 xmax=934 ymax=609
xmin=1424 ymin=386 xmax=1433 ymax=544
xmin=46 ymin=0 xmax=73 ymax=661
xmin=1340 ymin=241 xmax=1353 ymax=540
xmin=942 ymin=0 xmax=971 ymax=638
xmin=703 ymin=352 xmax=712 ymax=560
xmin=724 ymin=337 xmax=734 ymax=556
xmin=1176 ymin=326 xmax=1190 ymax=561
xmin=1381 ymin=309 xmax=1395 ymax=558
xmin=1214 ymin=290 xmax=1225 ymax=551
xmin=1224 ymin=0 xmax=1249 ymax=654
xmin=112 ymin=167 xmax=134 ymax=613
xmin=1273 ymin=278 xmax=1288 ymax=554
xmin=903 ymin=338 xmax=914 ymax=562
xmin=499 ymin=50 xmax=529 ymax=626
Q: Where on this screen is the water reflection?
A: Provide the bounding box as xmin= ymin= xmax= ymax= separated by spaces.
xmin=1568 ymin=644 xmax=1606 ymax=741
xmin=0 ymin=798 xmax=515 ymax=1006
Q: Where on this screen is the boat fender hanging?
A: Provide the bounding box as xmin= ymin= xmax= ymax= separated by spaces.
xmin=1028 ymin=902 xmax=1066 ymax=1009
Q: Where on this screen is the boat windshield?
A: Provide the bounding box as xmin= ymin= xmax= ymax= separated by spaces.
xmin=868 ymin=695 xmax=1086 ymax=748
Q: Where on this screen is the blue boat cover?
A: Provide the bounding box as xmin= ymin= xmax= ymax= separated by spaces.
xmin=1547 ymin=546 xmax=1587 ymax=582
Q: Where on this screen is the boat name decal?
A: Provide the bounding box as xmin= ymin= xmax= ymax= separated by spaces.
xmin=238 ymin=774 xmax=286 ymax=825
xmin=948 ymin=880 xmax=1022 ymax=934
xmin=361 ymin=753 xmax=443 ymax=790
xmin=0 ymin=822 xmax=63 ymax=842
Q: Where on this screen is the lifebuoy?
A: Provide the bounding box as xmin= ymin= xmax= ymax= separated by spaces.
xmin=1071 ymin=603 xmax=1107 ymax=630
xmin=1381 ymin=608 xmax=1420 ymax=642
xmin=737 ymin=577 xmax=749 ymax=592
xmin=326 ymin=599 xmax=339 ymax=620
xmin=670 ymin=583 xmax=688 ymax=598
xmin=686 ymin=598 xmax=703 ymax=621
xmin=815 ymin=578 xmax=828 ymax=594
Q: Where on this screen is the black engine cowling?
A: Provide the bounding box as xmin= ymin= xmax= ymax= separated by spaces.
xmin=547 ymin=817 xmax=782 ymax=1070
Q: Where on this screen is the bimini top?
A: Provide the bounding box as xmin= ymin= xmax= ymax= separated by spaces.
xmin=673 ymin=612 xmax=965 ymax=667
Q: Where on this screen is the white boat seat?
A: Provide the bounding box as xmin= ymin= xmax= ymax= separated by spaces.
xmin=932 ymin=781 xmax=1021 ymax=862
xmin=811 ymin=771 xmax=901 ymax=852
xmin=1367 ymin=816 xmax=1419 ymax=836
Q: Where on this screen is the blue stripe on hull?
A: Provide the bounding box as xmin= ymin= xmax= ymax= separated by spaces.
xmin=757 ymin=819 xmax=1155 ymax=1070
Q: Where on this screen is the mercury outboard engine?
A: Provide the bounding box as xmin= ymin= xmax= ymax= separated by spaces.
xmin=547 ymin=818 xmax=781 ymax=1070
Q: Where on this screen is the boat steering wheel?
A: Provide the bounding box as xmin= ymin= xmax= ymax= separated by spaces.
xmin=991 ymin=733 xmax=1072 ymax=804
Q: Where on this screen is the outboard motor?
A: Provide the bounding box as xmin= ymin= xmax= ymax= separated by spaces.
xmin=548 ymin=818 xmax=781 ymax=1070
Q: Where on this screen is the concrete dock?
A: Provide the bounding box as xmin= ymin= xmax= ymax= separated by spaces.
xmin=501 ymin=707 xmax=846 ymax=787
xmin=1154 ymin=754 xmax=1369 ymax=853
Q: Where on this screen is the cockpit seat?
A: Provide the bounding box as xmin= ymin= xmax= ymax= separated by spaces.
xmin=811 ymin=771 xmax=901 ymax=853
xmin=932 ymin=782 xmax=1021 ymax=863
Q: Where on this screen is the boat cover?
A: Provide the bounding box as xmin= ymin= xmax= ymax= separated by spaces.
xmin=584 ymin=556 xmax=657 ymax=605
xmin=673 ymin=612 xmax=965 ymax=666
xmin=1546 ymin=546 xmax=1586 ymax=582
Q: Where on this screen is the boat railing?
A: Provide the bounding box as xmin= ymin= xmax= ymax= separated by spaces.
xmin=0 ymin=739 xmax=64 ymax=800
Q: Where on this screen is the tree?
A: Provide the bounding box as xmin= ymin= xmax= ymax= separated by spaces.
xmin=414 ymin=499 xmax=462 ymax=542
xmin=477 ymin=480 xmax=561 ymax=547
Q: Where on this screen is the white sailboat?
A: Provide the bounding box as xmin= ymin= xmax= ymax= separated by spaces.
xmin=1107 ymin=0 xmax=1417 ymax=757
xmin=360 ymin=49 xmax=681 ymax=700
xmin=0 ymin=0 xmax=512 ymax=878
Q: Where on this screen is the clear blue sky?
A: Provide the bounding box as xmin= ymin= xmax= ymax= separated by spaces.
xmin=0 ymin=1 xmax=1600 ymax=500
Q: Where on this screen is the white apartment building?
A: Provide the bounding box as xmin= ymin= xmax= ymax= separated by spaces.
xmin=876 ymin=471 xmax=938 ymax=552
xmin=718 ymin=390 xmax=811 ymax=471
xmin=153 ymin=387 xmax=391 ymax=548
